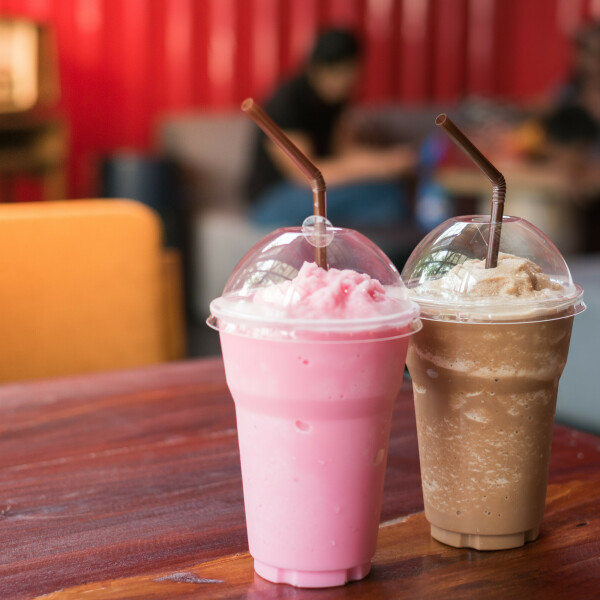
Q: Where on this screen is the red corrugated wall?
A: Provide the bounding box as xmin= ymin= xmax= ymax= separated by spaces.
xmin=1 ymin=0 xmax=598 ymax=198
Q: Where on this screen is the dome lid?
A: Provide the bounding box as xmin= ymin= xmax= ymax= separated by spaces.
xmin=401 ymin=215 xmax=584 ymax=322
xmin=209 ymin=221 xmax=420 ymax=335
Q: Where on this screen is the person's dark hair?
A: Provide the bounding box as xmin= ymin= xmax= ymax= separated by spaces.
xmin=309 ymin=28 xmax=361 ymax=66
xmin=544 ymin=104 xmax=599 ymax=145
xmin=573 ymin=21 xmax=600 ymax=53
xmin=567 ymin=21 xmax=600 ymax=92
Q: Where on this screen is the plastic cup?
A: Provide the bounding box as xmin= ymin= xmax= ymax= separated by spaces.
xmin=401 ymin=215 xmax=585 ymax=550
xmin=208 ymin=224 xmax=420 ymax=587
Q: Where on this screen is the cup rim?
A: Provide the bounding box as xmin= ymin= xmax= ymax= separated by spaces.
xmin=411 ymin=285 xmax=585 ymax=324
xmin=207 ymin=295 xmax=422 ymax=339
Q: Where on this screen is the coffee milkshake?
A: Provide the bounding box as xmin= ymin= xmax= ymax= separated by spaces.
xmin=408 ymin=295 xmax=573 ymax=547
xmin=402 ymin=218 xmax=584 ymax=550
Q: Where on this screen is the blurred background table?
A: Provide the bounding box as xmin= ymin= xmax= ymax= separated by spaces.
xmin=1 ymin=358 xmax=599 ymax=599
xmin=435 ymin=163 xmax=584 ymax=255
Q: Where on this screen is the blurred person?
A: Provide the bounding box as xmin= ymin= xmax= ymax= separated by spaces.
xmin=543 ymin=104 xmax=599 ymax=162
xmin=246 ymin=28 xmax=415 ymax=228
xmin=543 ymin=104 xmax=600 ymax=251
xmin=507 ymin=24 xmax=600 ymax=252
xmin=507 ymin=22 xmax=600 ymax=159
xmin=548 ymin=23 xmax=600 ymax=251
xmin=557 ymin=22 xmax=600 ymax=128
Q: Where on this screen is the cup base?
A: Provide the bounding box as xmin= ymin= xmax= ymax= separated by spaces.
xmin=430 ymin=523 xmax=540 ymax=550
xmin=254 ymin=559 xmax=371 ymax=588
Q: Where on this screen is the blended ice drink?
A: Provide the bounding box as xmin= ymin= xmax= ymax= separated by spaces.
xmin=209 ymin=226 xmax=420 ymax=587
xmin=402 ymin=216 xmax=585 ymax=550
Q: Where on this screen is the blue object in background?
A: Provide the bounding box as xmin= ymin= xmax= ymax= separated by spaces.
xmin=415 ymin=134 xmax=453 ymax=231
xmin=415 ymin=180 xmax=453 ymax=232
xmin=251 ymin=180 xmax=407 ymax=229
xmin=101 ymin=153 xmax=180 ymax=247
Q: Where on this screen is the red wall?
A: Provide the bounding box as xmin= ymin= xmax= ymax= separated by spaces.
xmin=1 ymin=0 xmax=598 ymax=198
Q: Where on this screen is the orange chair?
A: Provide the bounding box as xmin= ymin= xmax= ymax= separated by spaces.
xmin=0 ymin=199 xmax=185 ymax=383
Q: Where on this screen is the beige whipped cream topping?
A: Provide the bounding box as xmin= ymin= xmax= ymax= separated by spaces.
xmin=425 ymin=253 xmax=563 ymax=299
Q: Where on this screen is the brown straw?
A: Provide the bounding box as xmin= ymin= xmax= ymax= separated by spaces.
xmin=242 ymin=98 xmax=327 ymax=268
xmin=435 ymin=114 xmax=506 ymax=269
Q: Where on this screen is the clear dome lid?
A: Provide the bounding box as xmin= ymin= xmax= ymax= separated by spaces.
xmin=208 ymin=221 xmax=420 ymax=336
xmin=401 ymin=215 xmax=585 ymax=322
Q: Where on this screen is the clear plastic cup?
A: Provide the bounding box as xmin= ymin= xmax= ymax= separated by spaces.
xmin=401 ymin=215 xmax=585 ymax=550
xmin=208 ymin=223 xmax=420 ymax=587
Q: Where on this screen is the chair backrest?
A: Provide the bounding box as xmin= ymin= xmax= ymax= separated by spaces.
xmin=158 ymin=114 xmax=253 ymax=210
xmin=0 ymin=199 xmax=171 ymax=382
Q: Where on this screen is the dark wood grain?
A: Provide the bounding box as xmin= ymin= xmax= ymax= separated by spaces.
xmin=30 ymin=478 xmax=600 ymax=600
xmin=1 ymin=358 xmax=599 ymax=599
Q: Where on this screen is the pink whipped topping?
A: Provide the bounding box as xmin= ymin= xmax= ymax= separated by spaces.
xmin=253 ymin=262 xmax=403 ymax=319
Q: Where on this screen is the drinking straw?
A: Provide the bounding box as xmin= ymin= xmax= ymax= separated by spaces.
xmin=435 ymin=114 xmax=506 ymax=269
xmin=242 ymin=98 xmax=328 ymax=269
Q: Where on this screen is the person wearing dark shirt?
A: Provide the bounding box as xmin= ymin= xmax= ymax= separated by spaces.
xmin=246 ymin=28 xmax=415 ymax=228
xmin=557 ymin=22 xmax=600 ymax=128
xmin=550 ymin=23 xmax=600 ymax=251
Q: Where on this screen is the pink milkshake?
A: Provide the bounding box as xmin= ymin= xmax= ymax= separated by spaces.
xmin=209 ymin=227 xmax=420 ymax=587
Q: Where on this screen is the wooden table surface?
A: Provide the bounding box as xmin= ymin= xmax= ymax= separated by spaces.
xmin=1 ymin=358 xmax=599 ymax=599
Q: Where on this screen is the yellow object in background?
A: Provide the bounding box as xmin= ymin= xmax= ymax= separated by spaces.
xmin=0 ymin=17 xmax=60 ymax=113
xmin=0 ymin=199 xmax=185 ymax=383
xmin=503 ymin=119 xmax=546 ymax=159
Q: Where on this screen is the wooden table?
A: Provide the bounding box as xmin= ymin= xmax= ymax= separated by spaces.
xmin=1 ymin=358 xmax=599 ymax=599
